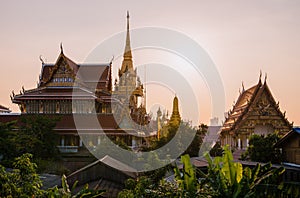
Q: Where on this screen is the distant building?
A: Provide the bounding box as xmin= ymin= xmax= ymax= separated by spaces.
xmin=0 ymin=104 xmax=10 ymax=113
xmin=209 ymin=117 xmax=219 ymax=126
xmin=275 ymin=128 xmax=300 ymax=165
xmin=220 ymin=75 xmax=292 ymax=150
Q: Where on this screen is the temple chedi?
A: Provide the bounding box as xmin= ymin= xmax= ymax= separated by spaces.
xmin=157 ymin=95 xmax=181 ymax=139
xmin=113 ymin=11 xmax=148 ymax=128
xmin=169 ymin=95 xmax=181 ymax=128
xmin=220 ymin=74 xmax=293 ymax=150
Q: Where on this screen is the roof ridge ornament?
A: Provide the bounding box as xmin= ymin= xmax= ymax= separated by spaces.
xmin=242 ymin=81 xmax=245 ymax=92
xmin=60 ymin=42 xmax=64 ymax=54
xmin=264 ymin=72 xmax=267 ymax=84
xmin=259 ymin=70 xmax=262 ymax=82
xmin=39 ymin=55 xmax=45 ymax=65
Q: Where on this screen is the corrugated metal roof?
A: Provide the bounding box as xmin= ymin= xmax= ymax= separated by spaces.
xmin=293 ymin=127 xmax=300 ymax=134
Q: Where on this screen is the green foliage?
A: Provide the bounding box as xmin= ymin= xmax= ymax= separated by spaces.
xmin=200 ymin=146 xmax=286 ymax=198
xmin=241 ymin=133 xmax=282 ymax=163
xmin=117 ymin=176 xmax=152 ymax=198
xmin=174 ymin=154 xmax=198 ymax=196
xmin=184 ymin=124 xmax=207 ymax=157
xmin=16 ymin=115 xmax=60 ymax=159
xmin=0 ymin=153 xmax=44 ymax=197
xmin=0 ymin=116 xmax=61 ymax=169
xmin=0 ymin=121 xmax=17 ymax=162
xmin=0 ymin=153 xmax=105 ymax=198
xmin=119 ymin=147 xmax=297 ymax=198
xmin=148 ymin=122 xmax=205 ymax=159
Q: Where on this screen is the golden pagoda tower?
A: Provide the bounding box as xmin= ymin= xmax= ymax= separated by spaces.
xmin=114 ymin=11 xmax=147 ymax=126
xmin=169 ymin=95 xmax=181 ymax=128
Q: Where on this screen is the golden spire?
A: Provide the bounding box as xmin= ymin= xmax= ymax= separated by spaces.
xmin=172 ymin=95 xmax=179 ymax=114
xmin=119 ymin=11 xmax=133 ymax=76
xmin=169 ymin=95 xmax=181 ymax=128
xmin=124 ymin=11 xmax=132 ymax=58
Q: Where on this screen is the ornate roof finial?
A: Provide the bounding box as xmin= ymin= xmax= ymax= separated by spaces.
xmin=39 ymin=55 xmax=45 ymax=65
xmin=110 ymin=55 xmax=114 ymax=64
xmin=264 ymin=72 xmax=267 ymax=83
xmin=60 ymin=42 xmax=63 ymax=54
xmin=259 ymin=70 xmax=262 ymax=82
xmin=241 ymin=81 xmax=245 ymax=92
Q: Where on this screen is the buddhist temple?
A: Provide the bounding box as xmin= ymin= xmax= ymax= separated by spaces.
xmin=2 ymin=12 xmax=151 ymax=153
xmin=220 ymin=74 xmax=293 ymax=150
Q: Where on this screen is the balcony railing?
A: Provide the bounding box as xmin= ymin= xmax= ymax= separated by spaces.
xmin=57 ymin=146 xmax=78 ymax=153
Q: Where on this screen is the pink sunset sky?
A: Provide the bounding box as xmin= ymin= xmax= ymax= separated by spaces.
xmin=0 ymin=0 xmax=299 ymax=125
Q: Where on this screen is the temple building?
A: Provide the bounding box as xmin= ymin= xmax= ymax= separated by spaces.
xmin=220 ymin=75 xmax=293 ymax=150
xmin=12 ymin=46 xmax=112 ymax=115
xmin=0 ymin=104 xmax=11 ymax=113
xmin=5 ymin=12 xmax=150 ymax=153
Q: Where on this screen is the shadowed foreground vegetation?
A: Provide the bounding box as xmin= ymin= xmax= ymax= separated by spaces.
xmin=0 ymin=153 xmax=104 ymax=198
xmin=118 ymin=146 xmax=300 ymax=198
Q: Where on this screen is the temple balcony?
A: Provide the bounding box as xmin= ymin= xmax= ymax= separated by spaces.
xmin=57 ymin=145 xmax=78 ymax=153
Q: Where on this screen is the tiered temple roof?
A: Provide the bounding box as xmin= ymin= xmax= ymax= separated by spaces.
xmin=221 ymin=76 xmax=292 ymax=136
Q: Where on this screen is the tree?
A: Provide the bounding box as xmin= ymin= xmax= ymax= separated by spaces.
xmin=9 ymin=115 xmax=60 ymax=161
xmin=0 ymin=153 xmax=44 ymax=197
xmin=184 ymin=124 xmax=207 ymax=157
xmin=147 ymin=121 xmax=205 ymax=158
xmin=241 ymin=133 xmax=282 ymax=163
xmin=0 ymin=121 xmax=17 ymax=161
xmin=0 ymin=153 xmax=105 ymax=197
